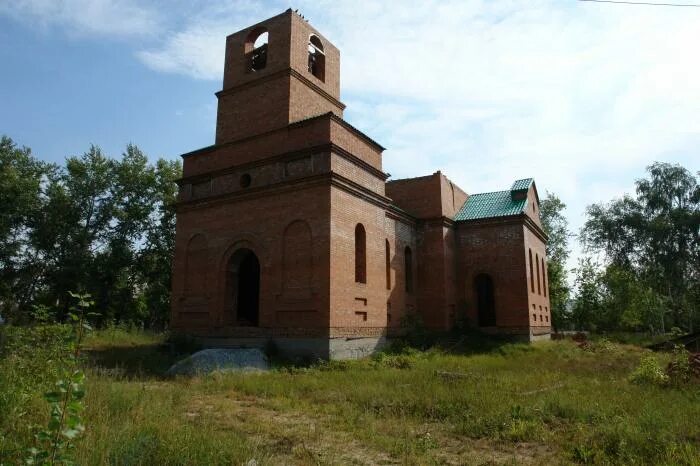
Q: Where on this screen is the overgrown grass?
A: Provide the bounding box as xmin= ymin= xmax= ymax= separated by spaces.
xmin=1 ymin=326 xmax=699 ymax=465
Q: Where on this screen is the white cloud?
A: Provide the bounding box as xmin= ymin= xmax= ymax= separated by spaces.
xmin=0 ymin=0 xmax=160 ymax=37
xmin=5 ymin=0 xmax=699 ymax=277
xmin=136 ymin=0 xmax=278 ymax=79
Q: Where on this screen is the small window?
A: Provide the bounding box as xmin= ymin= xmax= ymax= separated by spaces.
xmin=385 ymin=240 xmax=391 ymax=290
xmin=355 ymin=224 xmax=366 ymax=284
xmin=533 ymin=313 xmax=536 ymax=322
xmin=404 ymin=246 xmax=413 ymax=293
xmin=240 ymin=173 xmax=251 ymax=188
xmin=528 ymin=249 xmax=534 ymax=293
xmin=307 ymin=34 xmax=325 ymax=82
xmin=246 ymin=28 xmax=269 ymax=71
xmin=542 ymin=257 xmax=547 ymax=297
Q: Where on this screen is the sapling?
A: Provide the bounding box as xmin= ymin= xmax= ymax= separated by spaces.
xmin=26 ymin=292 xmax=96 ymax=466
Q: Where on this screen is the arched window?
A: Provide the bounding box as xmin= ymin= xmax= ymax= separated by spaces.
xmin=307 ymin=34 xmax=325 ymax=82
xmin=355 ymin=224 xmax=366 ymax=283
xmin=245 ymin=28 xmax=268 ymax=71
xmin=536 ymin=253 xmax=541 ymax=295
xmin=542 ymin=257 xmax=547 ymax=297
xmin=528 ymin=249 xmax=534 ymax=293
xmin=385 ymin=239 xmax=391 ymax=290
xmin=474 ymin=274 xmax=496 ymax=327
xmin=404 ymin=246 xmax=413 ymax=293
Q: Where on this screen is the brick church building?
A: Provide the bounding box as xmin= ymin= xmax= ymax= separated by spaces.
xmin=171 ymin=10 xmax=551 ymax=359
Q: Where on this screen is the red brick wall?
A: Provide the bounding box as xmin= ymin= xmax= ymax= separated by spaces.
xmin=172 ymin=10 xmax=549 ymax=345
xmin=386 ymin=171 xmax=468 ymax=220
xmin=172 ymin=182 xmax=331 ymax=335
xmin=456 ymin=220 xmax=530 ymax=332
xmin=524 ymin=224 xmax=551 ymax=333
xmin=384 ymin=215 xmax=419 ymax=332
xmin=386 ymin=174 xmax=442 ymax=219
xmin=329 ymin=186 xmax=391 ymax=334
xmin=221 ymin=10 xmax=339 ymax=99
xmin=215 ymin=77 xmax=291 ymax=144
xmin=440 ymin=175 xmax=469 ymax=218
xmin=329 ymin=120 xmax=383 ymax=171
xmin=185 ymin=116 xmax=332 ymax=178
xmin=215 ymin=10 xmax=344 ymax=146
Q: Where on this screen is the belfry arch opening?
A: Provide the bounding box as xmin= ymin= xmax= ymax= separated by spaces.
xmin=225 ymin=248 xmax=260 ymax=326
xmin=474 ymin=274 xmax=496 ymax=327
xmin=245 ymin=28 xmax=268 ymax=71
xmin=307 ymin=34 xmax=325 ymax=81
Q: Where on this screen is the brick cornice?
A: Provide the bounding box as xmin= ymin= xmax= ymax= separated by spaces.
xmin=331 ymin=144 xmax=388 ymax=180
xmin=175 ymin=170 xmax=388 ymax=210
xmin=456 ymin=214 xmax=549 ymax=243
xmin=215 ymin=67 xmax=346 ymax=112
xmin=181 ymin=112 xmax=384 ymax=161
xmin=176 ymin=142 xmax=389 ymax=186
xmin=176 ymin=172 xmax=331 ymax=212
xmin=420 ymin=216 xmax=456 ymax=228
xmin=385 ymin=206 xmax=417 ymax=226
xmin=523 ymin=215 xmax=549 ymax=243
xmin=326 ymin=113 xmax=386 ymax=151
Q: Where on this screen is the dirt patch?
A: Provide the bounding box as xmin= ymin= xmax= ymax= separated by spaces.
xmin=184 ymin=392 xmax=560 ymax=465
xmin=187 ymin=392 xmax=396 ymax=465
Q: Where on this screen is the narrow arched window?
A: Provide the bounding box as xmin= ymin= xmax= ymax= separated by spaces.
xmin=536 ymin=253 xmax=541 ymax=295
xmin=385 ymin=239 xmax=391 ymax=290
xmin=542 ymin=257 xmax=547 ymax=297
xmin=308 ymin=34 xmax=325 ymax=82
xmin=528 ymin=249 xmax=534 ymax=293
xmin=404 ymin=246 xmax=413 ymax=293
xmin=245 ymin=28 xmax=268 ymax=71
xmin=355 ymin=224 xmax=366 ymax=283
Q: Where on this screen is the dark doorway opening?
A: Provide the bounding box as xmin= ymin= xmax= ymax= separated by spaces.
xmin=474 ymin=274 xmax=496 ymax=327
xmin=226 ymin=248 xmax=260 ymax=326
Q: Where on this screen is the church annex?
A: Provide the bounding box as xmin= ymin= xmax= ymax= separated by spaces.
xmin=170 ymin=10 xmax=551 ymax=359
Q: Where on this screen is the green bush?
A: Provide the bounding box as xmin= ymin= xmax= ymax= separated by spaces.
xmin=629 ymin=354 xmax=669 ymax=386
xmin=666 ymin=345 xmax=692 ymax=384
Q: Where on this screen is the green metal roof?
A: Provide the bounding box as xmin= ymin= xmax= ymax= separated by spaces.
xmin=454 ymin=191 xmax=527 ymax=221
xmin=510 ymin=178 xmax=534 ymax=192
xmin=454 ymin=178 xmax=534 ymax=221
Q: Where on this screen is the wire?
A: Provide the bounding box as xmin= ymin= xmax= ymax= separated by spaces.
xmin=579 ymin=0 xmax=700 ymax=6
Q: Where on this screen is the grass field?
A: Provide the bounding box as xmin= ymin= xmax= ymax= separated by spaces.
xmin=1 ymin=326 xmax=699 ymax=465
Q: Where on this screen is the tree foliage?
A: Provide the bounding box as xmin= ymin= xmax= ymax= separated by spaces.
xmin=579 ymin=162 xmax=699 ymax=332
xmin=0 ymin=136 xmax=181 ymax=328
xmin=539 ymin=192 xmax=571 ymax=330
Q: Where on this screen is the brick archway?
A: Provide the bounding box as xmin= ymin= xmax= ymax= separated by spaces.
xmin=224 ymin=248 xmax=260 ymax=326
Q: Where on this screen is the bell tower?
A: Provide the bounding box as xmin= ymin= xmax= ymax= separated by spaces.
xmin=215 ymin=9 xmax=345 ymax=144
xmin=172 ymin=9 xmax=390 ymax=360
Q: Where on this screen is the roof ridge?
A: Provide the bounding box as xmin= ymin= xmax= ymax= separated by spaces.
xmin=466 ymin=189 xmax=511 ymax=197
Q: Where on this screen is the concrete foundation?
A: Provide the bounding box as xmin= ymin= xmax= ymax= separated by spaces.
xmin=194 ymin=336 xmax=387 ymax=361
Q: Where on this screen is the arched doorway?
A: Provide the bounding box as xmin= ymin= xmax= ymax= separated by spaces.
xmin=225 ymin=248 xmax=260 ymax=326
xmin=474 ymin=274 xmax=496 ymax=327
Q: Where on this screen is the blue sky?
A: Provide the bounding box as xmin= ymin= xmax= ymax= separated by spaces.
xmin=1 ymin=0 xmax=699 ymax=272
